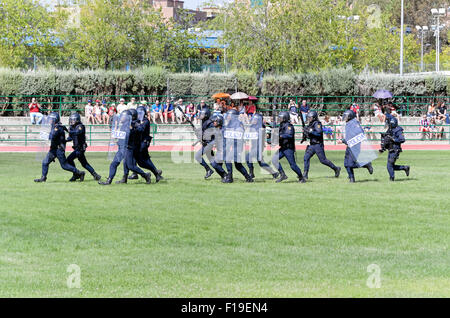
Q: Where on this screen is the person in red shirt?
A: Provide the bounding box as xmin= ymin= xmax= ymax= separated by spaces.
xmin=108 ymin=103 xmax=117 ymax=123
xmin=349 ymin=103 xmax=360 ymax=120
xmin=245 ymin=100 xmax=256 ymax=118
xmin=29 ymin=97 xmax=44 ymax=124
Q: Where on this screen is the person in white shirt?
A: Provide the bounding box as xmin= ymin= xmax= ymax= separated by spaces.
xmin=85 ymin=99 xmax=94 ymax=124
xmin=174 ymin=99 xmax=186 ymax=124
xmin=117 ymin=98 xmax=127 ymax=114
xmin=127 ymin=97 xmax=137 ymax=110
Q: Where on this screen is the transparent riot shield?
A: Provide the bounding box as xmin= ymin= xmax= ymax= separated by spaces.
xmin=344 ymin=118 xmax=378 ymax=166
xmin=223 ymin=114 xmax=245 ymax=163
xmin=108 ymin=113 xmax=131 ymax=161
xmin=36 ymin=115 xmax=52 ymax=162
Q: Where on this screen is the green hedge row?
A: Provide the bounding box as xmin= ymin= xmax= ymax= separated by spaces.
xmin=1 ymin=66 xmax=449 ymax=97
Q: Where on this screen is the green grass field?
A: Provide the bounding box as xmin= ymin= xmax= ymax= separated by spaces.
xmin=0 ymin=150 xmax=449 ymax=297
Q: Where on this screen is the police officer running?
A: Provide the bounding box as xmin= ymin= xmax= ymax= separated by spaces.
xmin=341 ymin=110 xmax=374 ymax=183
xmin=34 ymin=112 xmax=85 ymax=182
xmin=66 ymin=112 xmax=101 ymax=181
xmin=303 ymin=110 xmax=341 ymax=179
xmin=245 ymin=113 xmax=279 ymax=179
xmin=194 ymin=108 xmax=216 ymax=179
xmin=121 ymin=106 xmax=163 ymax=183
xmin=382 ymin=116 xmax=410 ymax=181
xmin=222 ymin=109 xmax=253 ymax=183
xmin=271 ymin=111 xmax=306 ymax=183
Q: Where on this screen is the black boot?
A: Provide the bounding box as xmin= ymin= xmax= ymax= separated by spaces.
xmin=99 ymin=177 xmax=112 ymax=185
xmin=349 ymin=176 xmax=355 ymax=183
xmin=246 ymin=175 xmax=254 ymax=183
xmin=78 ymin=171 xmax=85 ymax=182
xmin=155 ymin=173 xmax=163 ymax=183
xmin=128 ymin=172 xmax=138 ymax=180
xmin=334 ymin=166 xmax=341 ymax=178
xmin=204 ymin=168 xmax=214 ymax=179
xmin=404 ymin=166 xmax=410 ymax=177
xmin=92 ymin=172 xmax=101 ymax=181
xmin=272 ymin=171 xmax=280 ymax=179
xmin=298 ymin=176 xmax=306 ymax=183
xmin=115 ymin=175 xmax=128 ymax=184
xmin=366 ymin=163 xmax=374 ymax=175
xmin=390 ymin=176 xmax=395 ymax=181
xmin=303 ymin=171 xmax=308 ymax=180
xmin=249 ymin=167 xmax=255 ymax=179
xmin=34 ymin=176 xmax=47 ymax=183
xmin=142 ymin=173 xmax=151 ymax=184
xmin=222 ymin=173 xmax=233 ymax=183
xmin=69 ymin=174 xmax=78 ymax=182
xmin=276 ymin=171 xmax=288 ymax=183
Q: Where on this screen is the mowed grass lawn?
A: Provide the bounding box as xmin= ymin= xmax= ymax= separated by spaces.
xmin=0 ymin=150 xmax=449 ymax=297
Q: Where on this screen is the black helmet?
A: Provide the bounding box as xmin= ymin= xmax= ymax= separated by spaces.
xmin=69 ymin=112 xmax=81 ymax=126
xmin=128 ymin=108 xmax=138 ymax=121
xmin=211 ymin=114 xmax=224 ymax=127
xmin=199 ymin=107 xmax=211 ymax=121
xmin=48 ymin=112 xmax=60 ymax=126
xmin=278 ymin=111 xmax=290 ymax=123
xmin=388 ymin=116 xmax=398 ymax=129
xmin=342 ymin=110 xmax=356 ymax=123
xmin=306 ymin=110 xmax=318 ymax=124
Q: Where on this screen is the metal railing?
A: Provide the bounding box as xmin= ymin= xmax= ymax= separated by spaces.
xmin=1 ymin=94 xmax=449 ymax=117
xmin=1 ymin=123 xmax=449 ymax=146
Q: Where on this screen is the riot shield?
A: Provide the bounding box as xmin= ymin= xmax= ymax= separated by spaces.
xmin=36 ymin=115 xmax=52 ymax=162
xmin=344 ymin=118 xmax=378 ymax=166
xmin=137 ymin=107 xmax=146 ymax=121
xmin=245 ymin=115 xmax=265 ymax=163
xmin=108 ymin=113 xmax=131 ymax=161
xmin=223 ymin=114 xmax=245 ymax=163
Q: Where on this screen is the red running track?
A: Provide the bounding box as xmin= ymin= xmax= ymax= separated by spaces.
xmin=1 ymin=144 xmax=450 ymax=152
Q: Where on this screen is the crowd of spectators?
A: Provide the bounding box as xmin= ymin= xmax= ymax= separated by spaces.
xmin=419 ymin=101 xmax=448 ymax=140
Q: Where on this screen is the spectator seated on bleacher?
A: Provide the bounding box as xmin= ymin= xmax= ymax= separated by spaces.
xmin=436 ymin=101 xmax=448 ymax=123
xmin=419 ymin=115 xmax=431 ymax=140
xmin=29 ymin=98 xmax=44 ymax=125
xmin=323 ymin=115 xmax=334 ymax=140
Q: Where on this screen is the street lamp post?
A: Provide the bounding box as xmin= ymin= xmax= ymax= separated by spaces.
xmin=431 ymin=8 xmax=446 ymax=72
xmin=415 ymin=25 xmax=428 ymax=72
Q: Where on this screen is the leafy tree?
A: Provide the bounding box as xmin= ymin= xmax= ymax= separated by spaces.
xmin=0 ymin=0 xmax=61 ymax=68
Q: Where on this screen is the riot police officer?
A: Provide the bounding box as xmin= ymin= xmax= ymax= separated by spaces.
xmin=123 ymin=109 xmax=152 ymax=183
xmin=99 ymin=110 xmax=150 ymax=185
xmin=383 ymin=116 xmax=410 ymax=181
xmin=303 ymin=110 xmax=341 ymax=179
xmin=222 ymin=109 xmax=253 ymax=183
xmin=34 ymin=112 xmax=85 ymax=182
xmin=66 ymin=112 xmax=101 ymax=181
xmin=119 ymin=106 xmax=163 ymax=183
xmin=245 ymin=113 xmax=279 ymax=179
xmin=194 ymin=107 xmax=215 ymax=179
xmin=341 ymin=110 xmax=374 ymax=183
xmin=271 ymin=111 xmax=306 ymax=183
xmin=209 ymin=114 xmax=228 ymax=181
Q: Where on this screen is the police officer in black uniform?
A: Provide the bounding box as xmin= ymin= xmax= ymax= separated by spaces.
xmin=209 ymin=114 xmax=228 ymax=181
xmin=303 ymin=110 xmax=341 ymax=179
xmin=34 ymin=112 xmax=85 ymax=182
xmin=99 ymin=110 xmax=150 ymax=185
xmin=120 ymin=106 xmax=163 ymax=183
xmin=341 ymin=110 xmax=373 ymax=183
xmin=271 ymin=111 xmax=306 ymax=183
xmin=66 ymin=112 xmax=101 ymax=181
xmin=383 ymin=116 xmax=410 ymax=181
xmin=194 ymin=108 xmax=216 ymax=179
xmin=123 ymin=109 xmax=151 ymax=184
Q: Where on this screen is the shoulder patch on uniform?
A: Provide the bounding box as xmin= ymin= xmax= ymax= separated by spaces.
xmin=317 ymin=123 xmax=321 ymax=128
xmin=78 ymin=126 xmax=83 ymax=130
xmin=54 ymin=127 xmax=58 ymax=131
